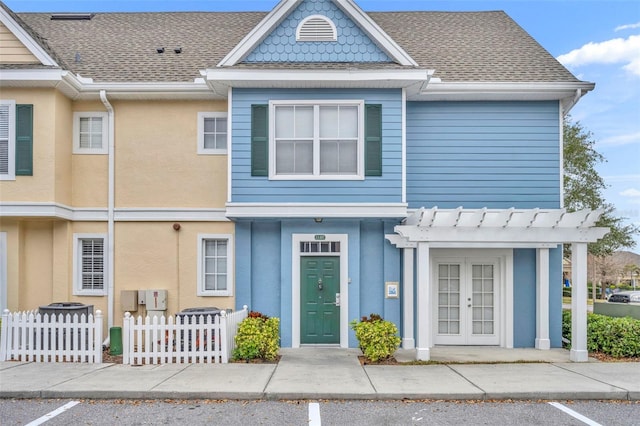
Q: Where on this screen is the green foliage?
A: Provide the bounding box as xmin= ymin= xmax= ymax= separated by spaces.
xmin=563 ymin=119 xmax=639 ymax=257
xmin=350 ymin=314 xmax=401 ymax=362
xmin=232 ymin=313 xmax=280 ymax=361
xmin=562 ymin=310 xmax=640 ymax=358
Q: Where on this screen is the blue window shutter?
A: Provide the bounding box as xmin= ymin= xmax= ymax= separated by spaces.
xmin=15 ymin=104 xmax=33 ymax=176
xmin=365 ymin=104 xmax=382 ymax=176
xmin=251 ymin=104 xmax=269 ymax=176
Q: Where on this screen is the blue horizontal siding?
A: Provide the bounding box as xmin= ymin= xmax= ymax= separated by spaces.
xmin=406 ymin=101 xmax=561 ymax=209
xmin=231 ymin=88 xmax=403 ymax=204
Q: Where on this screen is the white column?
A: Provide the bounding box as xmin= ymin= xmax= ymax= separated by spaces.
xmin=402 ymin=248 xmax=415 ymax=349
xmin=535 ymin=248 xmax=550 ymax=349
xmin=415 ymin=242 xmax=431 ymax=360
xmin=570 ymin=243 xmax=589 ymax=362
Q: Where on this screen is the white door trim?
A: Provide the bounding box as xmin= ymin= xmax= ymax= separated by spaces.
xmin=292 ymin=234 xmax=349 ymax=348
xmin=0 ymin=232 xmax=7 ymax=312
xmin=431 ymin=249 xmax=513 ymax=347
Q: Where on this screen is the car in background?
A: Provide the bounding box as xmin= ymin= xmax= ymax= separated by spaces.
xmin=607 ymin=291 xmax=640 ymax=304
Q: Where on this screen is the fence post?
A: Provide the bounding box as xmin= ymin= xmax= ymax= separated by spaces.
xmin=0 ymin=309 xmax=9 ymax=361
xmin=122 ymin=312 xmax=131 ymax=365
xmin=220 ymin=310 xmax=228 ymax=363
xmin=95 ymin=310 xmax=103 ymax=363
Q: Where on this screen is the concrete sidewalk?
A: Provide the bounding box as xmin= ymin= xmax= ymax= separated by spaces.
xmin=1 ymin=348 xmax=638 ymax=401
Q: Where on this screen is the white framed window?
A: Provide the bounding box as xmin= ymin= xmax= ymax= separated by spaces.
xmin=270 ymin=100 xmax=364 ymax=180
xmin=73 ymin=112 xmax=108 ymax=154
xmin=73 ymin=234 xmax=107 ymax=296
xmin=0 ymin=100 xmax=16 ymax=180
xmin=198 ymin=112 xmax=228 ymax=154
xmin=197 ymin=234 xmax=233 ymax=296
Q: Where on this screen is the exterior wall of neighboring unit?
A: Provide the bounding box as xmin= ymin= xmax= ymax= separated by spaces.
xmin=0 ymin=22 xmax=39 ymax=63
xmin=406 ymin=101 xmax=561 ymax=209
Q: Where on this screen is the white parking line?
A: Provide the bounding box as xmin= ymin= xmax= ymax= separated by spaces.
xmin=25 ymin=401 xmax=80 ymax=426
xmin=309 ymin=402 xmax=321 ymax=426
xmin=548 ymin=402 xmax=602 ymax=426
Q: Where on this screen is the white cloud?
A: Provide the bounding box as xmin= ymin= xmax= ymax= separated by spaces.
xmin=615 ymin=22 xmax=640 ymax=32
xmin=557 ymin=35 xmax=640 ymax=76
xmin=599 ymin=131 xmax=640 ymax=147
xmin=620 ymin=188 xmax=640 ymax=197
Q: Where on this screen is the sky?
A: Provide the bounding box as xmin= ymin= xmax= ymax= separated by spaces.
xmin=5 ymin=0 xmax=640 ymax=251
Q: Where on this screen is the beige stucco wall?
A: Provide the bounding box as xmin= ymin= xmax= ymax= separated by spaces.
xmin=114 ymin=100 xmax=228 ymax=208
xmin=113 ymin=221 xmax=235 ymax=326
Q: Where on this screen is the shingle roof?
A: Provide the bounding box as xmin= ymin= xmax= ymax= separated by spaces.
xmin=12 ymin=9 xmax=580 ymax=84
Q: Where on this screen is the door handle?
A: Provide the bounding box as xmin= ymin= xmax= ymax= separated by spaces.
xmin=317 ymin=278 xmax=323 ymax=291
xmin=334 ymin=293 xmax=341 ymax=306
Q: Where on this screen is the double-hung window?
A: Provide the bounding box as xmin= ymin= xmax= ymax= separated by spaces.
xmin=198 ymin=112 xmax=228 ymax=154
xmin=270 ymin=101 xmax=364 ymax=180
xmin=73 ymin=234 xmax=107 ymax=296
xmin=197 ymin=234 xmax=233 ymax=296
xmin=73 ymin=112 xmax=108 ymax=154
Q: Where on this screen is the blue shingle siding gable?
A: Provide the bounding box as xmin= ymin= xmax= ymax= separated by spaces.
xmin=244 ymin=0 xmax=392 ymax=63
xmin=406 ymin=101 xmax=561 ymax=209
xmin=231 ymin=88 xmax=403 ymax=204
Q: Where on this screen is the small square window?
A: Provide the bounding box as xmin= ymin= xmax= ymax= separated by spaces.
xmin=73 ymin=112 xmax=108 ymax=154
xmin=198 ymin=112 xmax=228 ymax=154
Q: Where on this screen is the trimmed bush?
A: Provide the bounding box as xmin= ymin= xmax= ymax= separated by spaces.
xmin=350 ymin=314 xmax=401 ymax=362
xmin=233 ymin=312 xmax=280 ymax=361
xmin=562 ymin=310 xmax=640 ymax=358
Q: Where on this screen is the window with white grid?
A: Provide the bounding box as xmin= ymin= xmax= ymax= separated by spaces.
xmin=73 ymin=234 xmax=107 ymax=296
xmin=73 ymin=112 xmax=108 ymax=154
xmin=197 ymin=234 xmax=233 ymax=296
xmin=198 ymin=112 xmax=228 ymax=154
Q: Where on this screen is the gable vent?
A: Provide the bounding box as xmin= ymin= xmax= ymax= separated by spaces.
xmin=51 ymin=13 xmax=94 ymax=21
xmin=296 ymin=15 xmax=337 ymax=42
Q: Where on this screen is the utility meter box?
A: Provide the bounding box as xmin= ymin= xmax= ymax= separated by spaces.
xmin=145 ymin=289 xmax=167 ymax=311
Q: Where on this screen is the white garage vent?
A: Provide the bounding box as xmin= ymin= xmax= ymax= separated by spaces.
xmin=297 ymin=15 xmax=337 ymax=41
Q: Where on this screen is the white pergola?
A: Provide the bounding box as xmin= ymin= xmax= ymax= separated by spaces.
xmin=386 ymin=207 xmax=609 ymax=362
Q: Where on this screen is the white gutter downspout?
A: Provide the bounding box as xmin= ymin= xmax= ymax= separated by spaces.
xmin=100 ymin=90 xmax=115 ymax=346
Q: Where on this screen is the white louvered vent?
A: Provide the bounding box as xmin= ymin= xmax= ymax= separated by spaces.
xmin=297 ymin=15 xmax=337 ymax=42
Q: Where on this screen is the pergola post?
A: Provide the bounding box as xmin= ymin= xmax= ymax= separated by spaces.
xmin=535 ymin=248 xmax=550 ymax=349
xmin=402 ymin=248 xmax=415 ymax=349
xmin=415 ymin=242 xmax=431 ymax=360
xmin=570 ymin=242 xmax=589 ymax=362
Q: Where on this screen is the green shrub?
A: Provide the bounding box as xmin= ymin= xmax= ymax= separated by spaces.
xmin=350 ymin=314 xmax=401 ymax=362
xmin=232 ymin=312 xmax=280 ymax=361
xmin=562 ymin=311 xmax=640 ymax=358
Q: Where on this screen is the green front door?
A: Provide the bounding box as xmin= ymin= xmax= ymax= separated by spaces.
xmin=301 ymin=256 xmax=340 ymax=344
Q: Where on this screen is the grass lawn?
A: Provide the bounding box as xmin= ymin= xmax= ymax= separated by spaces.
xmin=562 ymin=297 xmax=595 ymax=305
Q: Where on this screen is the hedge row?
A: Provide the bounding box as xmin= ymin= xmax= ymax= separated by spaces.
xmin=562 ymin=310 xmax=640 ymax=358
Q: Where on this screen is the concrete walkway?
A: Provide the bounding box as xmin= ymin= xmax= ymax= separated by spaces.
xmin=1 ymin=348 xmax=638 ymax=401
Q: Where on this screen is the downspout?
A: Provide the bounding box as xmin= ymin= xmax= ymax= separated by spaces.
xmin=100 ymin=90 xmax=115 ymax=346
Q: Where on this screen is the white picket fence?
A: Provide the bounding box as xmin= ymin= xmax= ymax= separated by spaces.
xmin=0 ymin=309 xmax=103 ymax=363
xmin=122 ymin=305 xmax=248 ymax=365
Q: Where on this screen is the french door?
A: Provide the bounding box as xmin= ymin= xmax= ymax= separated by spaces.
xmin=434 ymin=258 xmax=500 ymax=345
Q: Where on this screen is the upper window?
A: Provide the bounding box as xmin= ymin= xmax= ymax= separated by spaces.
xmin=198 ymin=112 xmax=228 ymax=154
xmin=73 ymin=234 xmax=107 ymax=296
xmin=73 ymin=112 xmax=108 ymax=154
xmin=270 ymin=101 xmax=364 ymax=180
xmin=197 ymin=234 xmax=233 ymax=296
xmin=0 ymin=100 xmax=16 ymax=180
xmin=296 ymin=15 xmax=337 ymax=42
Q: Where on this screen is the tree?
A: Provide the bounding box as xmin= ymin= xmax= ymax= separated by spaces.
xmin=563 ymin=118 xmax=639 ymax=257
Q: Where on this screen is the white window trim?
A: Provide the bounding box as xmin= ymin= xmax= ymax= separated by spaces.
xmin=73 ymin=111 xmax=108 ymax=154
xmin=73 ymin=233 xmax=107 ymax=296
xmin=197 ymin=233 xmax=234 ymax=296
xmin=197 ymin=112 xmax=228 ymax=155
xmin=0 ymin=100 xmax=16 ymax=181
xmin=269 ymin=100 xmax=365 ymax=181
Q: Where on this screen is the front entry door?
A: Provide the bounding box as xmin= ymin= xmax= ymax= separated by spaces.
xmin=301 ymin=256 xmax=340 ymax=344
xmin=434 ymin=259 xmax=499 ymax=345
